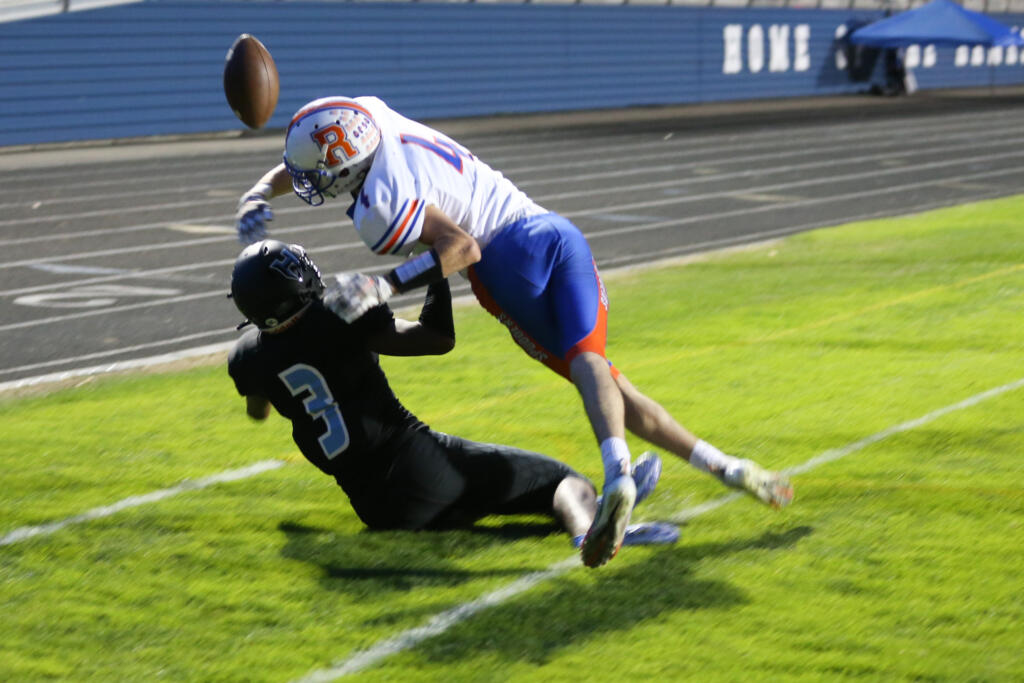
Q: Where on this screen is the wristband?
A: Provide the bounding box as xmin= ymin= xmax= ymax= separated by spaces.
xmin=388 ymin=249 xmax=444 ymax=293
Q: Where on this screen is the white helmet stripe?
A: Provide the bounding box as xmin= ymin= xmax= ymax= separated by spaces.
xmin=288 ymin=99 xmax=376 ymax=128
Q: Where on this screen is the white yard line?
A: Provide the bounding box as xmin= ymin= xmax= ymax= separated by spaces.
xmin=0 ymin=460 xmax=285 ymax=547
xmin=785 ymin=377 xmax=1024 ymax=478
xmin=1 ymin=373 xmax=1019 ymax=674
xmin=0 ymin=341 xmax=236 ymax=392
xmin=291 ymin=376 xmax=1024 ymax=682
xmin=0 ymin=288 xmax=470 ymax=389
xmin=296 ymin=556 xmax=584 ymax=683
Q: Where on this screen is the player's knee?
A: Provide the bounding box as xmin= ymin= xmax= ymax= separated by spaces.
xmin=568 ymin=350 xmax=607 ymax=374
xmin=568 ymin=351 xmax=611 ymax=386
xmin=565 ymin=474 xmax=597 ymax=496
xmin=553 ymin=475 xmax=597 ymax=511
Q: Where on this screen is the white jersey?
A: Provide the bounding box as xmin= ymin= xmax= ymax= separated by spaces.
xmin=347 ymin=97 xmax=546 ymax=257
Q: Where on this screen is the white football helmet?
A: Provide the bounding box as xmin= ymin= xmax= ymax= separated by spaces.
xmin=283 ymin=97 xmax=381 ymax=206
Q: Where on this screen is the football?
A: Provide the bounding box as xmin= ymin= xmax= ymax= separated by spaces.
xmin=223 ymin=34 xmax=279 ymax=129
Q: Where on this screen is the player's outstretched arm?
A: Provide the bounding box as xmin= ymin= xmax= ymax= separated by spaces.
xmin=364 ymin=280 xmax=455 ymax=357
xmin=235 ymin=164 xmax=291 ymax=244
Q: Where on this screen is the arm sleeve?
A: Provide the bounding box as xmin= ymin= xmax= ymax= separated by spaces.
xmin=348 ymin=303 xmax=396 ymax=338
xmin=227 ymin=341 xmax=255 ymax=397
xmin=418 ymin=279 xmax=454 ymax=340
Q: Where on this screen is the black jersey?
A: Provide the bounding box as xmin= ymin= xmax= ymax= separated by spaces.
xmin=228 ymin=301 xmax=426 ymax=479
xmin=228 ymin=286 xmax=579 ymax=532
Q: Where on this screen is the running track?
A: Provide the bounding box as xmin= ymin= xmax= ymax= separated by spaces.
xmin=2 ymin=90 xmax=1024 ymax=386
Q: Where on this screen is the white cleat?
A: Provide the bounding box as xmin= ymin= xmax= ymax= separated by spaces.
xmin=631 ymin=451 xmax=662 ymax=508
xmin=573 ymin=521 xmax=680 ymax=549
xmin=580 ymin=474 xmax=636 ymax=568
xmin=723 ymin=459 xmax=794 ymax=509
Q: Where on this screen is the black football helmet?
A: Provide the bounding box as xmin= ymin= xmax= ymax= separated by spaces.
xmin=230 ymin=240 xmax=325 ymax=329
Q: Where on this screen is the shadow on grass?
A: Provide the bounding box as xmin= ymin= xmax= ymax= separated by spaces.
xmin=277 ymin=519 xmax=562 ymax=595
xmin=461 ymin=520 xmax=563 ymax=541
xmin=410 ymin=524 xmax=814 ymax=666
xmin=281 ymin=516 xmax=811 ymax=661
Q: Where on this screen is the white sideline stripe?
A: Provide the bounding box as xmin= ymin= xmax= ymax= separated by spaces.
xmin=0 ymin=287 xmax=473 ymax=389
xmin=298 ymin=557 xmax=583 ymax=683
xmin=785 ymin=376 xmax=1024 ymax=478
xmin=0 ymin=329 xmax=236 ymax=378
xmin=0 ymin=460 xmax=285 ymax=547
xmin=292 ymin=376 xmax=1024 ymax=682
xmin=0 ymin=341 xmax=236 ymax=392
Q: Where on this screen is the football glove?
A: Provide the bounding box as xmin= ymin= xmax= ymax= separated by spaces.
xmin=324 ymin=272 xmax=395 ymax=323
xmin=235 ymin=183 xmax=274 ymax=244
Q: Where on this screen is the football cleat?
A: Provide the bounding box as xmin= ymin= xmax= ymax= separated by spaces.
xmin=573 ymin=521 xmax=680 ymax=549
xmin=580 ymin=474 xmax=636 ymax=569
xmin=722 ymin=459 xmax=794 ymax=509
xmin=631 ymin=451 xmax=662 ymax=508
xmin=594 ymin=451 xmax=662 ymax=511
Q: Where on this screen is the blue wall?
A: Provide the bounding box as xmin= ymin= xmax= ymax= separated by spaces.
xmin=1 ymin=0 xmax=1022 ymax=147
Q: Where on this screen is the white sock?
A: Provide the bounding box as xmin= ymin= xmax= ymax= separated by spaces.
xmin=600 ymin=437 xmax=631 ymax=484
xmin=689 ymin=439 xmax=740 ymax=478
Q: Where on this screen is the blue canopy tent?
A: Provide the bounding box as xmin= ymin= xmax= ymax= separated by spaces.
xmin=849 ymin=0 xmax=1024 ymax=48
xmin=849 ymin=0 xmax=1023 ymax=92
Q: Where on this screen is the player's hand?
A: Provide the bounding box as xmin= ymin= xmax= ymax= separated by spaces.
xmin=324 ymin=273 xmax=395 ymax=323
xmin=235 ymin=187 xmax=274 ymax=244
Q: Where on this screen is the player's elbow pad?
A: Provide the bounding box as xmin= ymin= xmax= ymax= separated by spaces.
xmin=436 ymin=334 xmax=456 ymax=354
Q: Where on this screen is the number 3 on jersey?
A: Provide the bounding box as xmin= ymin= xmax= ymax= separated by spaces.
xmin=279 ymin=363 xmax=350 ymax=459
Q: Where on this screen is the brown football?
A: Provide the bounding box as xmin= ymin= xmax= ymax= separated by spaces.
xmin=223 ymin=34 xmax=279 ymax=129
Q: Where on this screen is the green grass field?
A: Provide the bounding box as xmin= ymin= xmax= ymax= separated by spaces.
xmin=2 ymin=196 xmax=1022 ymax=681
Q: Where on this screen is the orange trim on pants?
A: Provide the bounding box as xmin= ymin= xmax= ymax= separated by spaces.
xmin=467 ymin=264 xmax=618 ymax=382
